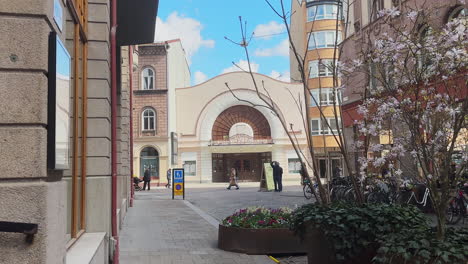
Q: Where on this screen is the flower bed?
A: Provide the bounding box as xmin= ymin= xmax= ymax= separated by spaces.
xmin=218 ymin=207 xmax=306 ymax=254
xmin=221 ymin=207 xmax=292 ymax=229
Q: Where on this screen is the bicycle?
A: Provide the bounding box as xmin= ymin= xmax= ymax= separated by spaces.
xmin=446 ymin=182 xmax=467 ymax=225
xmin=302 ymin=177 xmax=317 ymax=200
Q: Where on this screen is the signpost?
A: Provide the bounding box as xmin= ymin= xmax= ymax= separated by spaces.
xmin=172 ymin=168 xmax=185 ymax=200
xmin=259 ymin=163 xmax=275 ymax=191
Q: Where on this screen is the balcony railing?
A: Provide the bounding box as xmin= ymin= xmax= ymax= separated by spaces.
xmin=210 ymin=134 xmax=273 ymax=146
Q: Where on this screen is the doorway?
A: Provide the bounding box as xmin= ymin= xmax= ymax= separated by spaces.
xmin=212 ymin=152 xmax=272 ymax=182
xmin=140 ymin=147 xmax=159 ymax=178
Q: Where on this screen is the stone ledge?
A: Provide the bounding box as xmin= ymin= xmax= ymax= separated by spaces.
xmin=66 ymin=232 xmax=107 ymax=264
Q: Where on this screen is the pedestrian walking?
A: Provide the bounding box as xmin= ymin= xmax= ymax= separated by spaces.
xmin=166 ymin=168 xmax=171 ymax=189
xmin=143 ymin=168 xmax=151 ymax=191
xmin=226 ymin=167 xmax=240 ymax=190
xmin=271 ymin=161 xmax=283 ymax=192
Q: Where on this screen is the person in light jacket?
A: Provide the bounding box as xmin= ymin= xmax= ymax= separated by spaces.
xmin=226 ymin=167 xmax=240 ymax=190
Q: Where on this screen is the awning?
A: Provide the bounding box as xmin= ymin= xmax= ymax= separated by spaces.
xmin=117 ymin=0 xmax=159 ymax=46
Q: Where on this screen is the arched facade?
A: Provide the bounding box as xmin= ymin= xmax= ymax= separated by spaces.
xmin=211 ymin=105 xmax=271 ymax=141
xmin=175 ymin=72 xmax=308 ymax=183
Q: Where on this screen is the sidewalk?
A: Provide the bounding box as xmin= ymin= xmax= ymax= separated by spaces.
xmin=119 ymin=193 xmax=273 ymax=264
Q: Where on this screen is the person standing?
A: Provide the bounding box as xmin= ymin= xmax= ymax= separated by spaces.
xmin=226 ymin=167 xmax=240 ymax=190
xmin=166 ymin=168 xmax=171 ymax=188
xmin=143 ymin=168 xmax=151 ymax=191
xmin=271 ymin=161 xmax=283 ymax=192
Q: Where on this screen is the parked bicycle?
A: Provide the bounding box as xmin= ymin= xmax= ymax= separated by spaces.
xmin=405 ymin=183 xmax=433 ymax=213
xmin=446 ymin=182 xmax=468 ymax=225
xmin=302 ymin=177 xmax=318 ymax=200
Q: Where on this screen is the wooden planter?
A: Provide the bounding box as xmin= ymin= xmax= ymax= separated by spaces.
xmin=218 ymin=225 xmax=307 ymax=255
xmin=304 ymin=227 xmax=377 ymax=264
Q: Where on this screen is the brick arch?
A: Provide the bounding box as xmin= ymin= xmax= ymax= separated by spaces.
xmin=211 ymin=105 xmax=271 ymax=140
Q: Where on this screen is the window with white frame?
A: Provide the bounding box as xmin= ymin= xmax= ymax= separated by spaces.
xmin=368 ymin=0 xmax=384 ymax=21
xmin=307 ymin=4 xmax=340 ymax=21
xmin=183 ymin=161 xmax=196 ymax=176
xmin=308 ymin=31 xmax=342 ymax=50
xmin=141 ymin=67 xmax=155 ymax=90
xmin=310 ymin=88 xmax=342 ymax=106
xmin=309 ymin=59 xmax=336 ymax=78
xmin=142 ymin=108 xmax=156 ymax=131
xmin=288 ymin=158 xmax=302 ymax=173
xmin=311 ymin=117 xmax=342 ymax=135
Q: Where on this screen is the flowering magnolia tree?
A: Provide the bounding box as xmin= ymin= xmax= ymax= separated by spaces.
xmin=340 ymin=6 xmax=467 ymax=239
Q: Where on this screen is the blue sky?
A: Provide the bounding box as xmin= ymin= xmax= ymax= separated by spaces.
xmin=155 ymin=0 xmax=292 ymax=85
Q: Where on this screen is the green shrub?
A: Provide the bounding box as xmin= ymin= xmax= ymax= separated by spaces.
xmin=290 ymin=202 xmax=428 ymax=262
xmin=375 ymin=227 xmax=468 ymax=264
xmin=221 ymin=207 xmax=292 ymax=229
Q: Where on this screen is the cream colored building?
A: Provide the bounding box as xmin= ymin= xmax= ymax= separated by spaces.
xmin=175 ymin=72 xmax=308 ymax=183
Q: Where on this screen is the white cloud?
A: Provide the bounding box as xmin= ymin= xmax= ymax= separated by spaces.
xmin=193 ymin=71 xmax=208 ymax=85
xmin=269 ymin=70 xmax=291 ymax=82
xmin=222 ymin=60 xmax=259 ymax=74
xmin=155 ymin=12 xmax=215 ymax=64
xmin=254 ymin=38 xmax=289 ymax=57
xmin=253 ymin=21 xmax=286 ymax=39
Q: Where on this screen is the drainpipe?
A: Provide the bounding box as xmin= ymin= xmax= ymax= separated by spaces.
xmin=129 ymin=45 xmax=135 ymax=207
xmin=110 ymin=0 xmax=119 ymax=263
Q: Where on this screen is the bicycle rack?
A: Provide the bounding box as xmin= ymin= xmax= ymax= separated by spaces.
xmin=0 ymin=221 xmax=38 ymax=244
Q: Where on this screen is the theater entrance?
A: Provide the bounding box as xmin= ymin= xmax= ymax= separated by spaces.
xmin=212 ymin=152 xmax=272 ymax=182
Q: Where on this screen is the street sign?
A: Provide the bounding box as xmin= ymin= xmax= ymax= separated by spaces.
xmin=172 ymin=168 xmax=185 ymax=200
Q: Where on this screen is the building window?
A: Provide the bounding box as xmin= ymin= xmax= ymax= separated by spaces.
xmin=308 ymin=31 xmax=342 ymax=50
xmin=369 ymin=0 xmax=384 ymax=21
xmin=417 ymin=26 xmax=434 ymax=70
xmin=141 ymin=67 xmax=154 ymax=90
xmin=288 ymin=158 xmax=301 ymax=173
xmin=310 ymin=88 xmax=342 ymax=106
xmin=311 ymin=117 xmax=342 ymax=135
xmin=183 ymin=161 xmax=196 ymax=176
xmin=307 ymin=4 xmax=340 ymax=21
xmin=142 ymin=108 xmax=156 ymax=131
xmin=309 ymin=59 xmax=336 ymax=78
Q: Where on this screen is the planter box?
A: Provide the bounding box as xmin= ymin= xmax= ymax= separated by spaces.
xmin=304 ymin=227 xmax=376 ymax=264
xmin=218 ymin=225 xmax=307 ymax=255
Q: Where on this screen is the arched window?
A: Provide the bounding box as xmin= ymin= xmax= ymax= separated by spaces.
xmin=448 ymin=6 xmax=467 ymax=22
xmin=417 ymin=25 xmax=433 ymax=69
xmin=141 ymin=68 xmax=154 ymax=90
xmin=142 ymin=108 xmax=156 ymax=131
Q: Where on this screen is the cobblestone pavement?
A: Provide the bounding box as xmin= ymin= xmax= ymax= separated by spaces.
xmin=126 ymin=182 xmax=309 ymax=264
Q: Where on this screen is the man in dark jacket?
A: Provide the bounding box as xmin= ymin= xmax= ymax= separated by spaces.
xmin=143 ymin=168 xmax=151 ymax=191
xmin=271 ymin=161 xmax=283 ymax=192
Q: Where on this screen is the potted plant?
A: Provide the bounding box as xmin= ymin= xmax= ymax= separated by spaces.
xmin=218 ymin=207 xmax=306 ymax=254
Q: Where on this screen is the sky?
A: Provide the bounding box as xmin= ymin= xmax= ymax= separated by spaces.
xmin=154 ymin=0 xmax=293 ymax=86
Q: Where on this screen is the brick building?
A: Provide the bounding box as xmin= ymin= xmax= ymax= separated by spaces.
xmin=339 ymin=0 xmax=467 ymax=174
xmin=131 ymin=40 xmax=190 ymax=183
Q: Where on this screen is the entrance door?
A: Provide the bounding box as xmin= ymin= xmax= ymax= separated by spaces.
xmin=211 ymin=152 xmax=271 ymax=182
xmin=140 ymin=147 xmax=159 ymax=178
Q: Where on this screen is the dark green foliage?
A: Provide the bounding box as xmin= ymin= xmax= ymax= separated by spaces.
xmin=291 ymin=202 xmax=427 ymax=261
xmin=375 ymin=227 xmax=468 ymax=264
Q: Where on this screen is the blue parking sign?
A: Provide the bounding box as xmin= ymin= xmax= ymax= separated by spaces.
xmin=172 ymin=168 xmax=185 ymax=199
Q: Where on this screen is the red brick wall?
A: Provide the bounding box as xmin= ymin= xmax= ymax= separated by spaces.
xmin=132 ymin=45 xmax=168 ymax=139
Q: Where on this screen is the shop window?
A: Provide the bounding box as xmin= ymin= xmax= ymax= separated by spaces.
xmin=184 ymin=161 xmax=197 ymax=176
xmin=288 ymin=158 xmax=301 ymax=173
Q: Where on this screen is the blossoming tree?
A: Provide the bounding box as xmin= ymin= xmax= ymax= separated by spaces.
xmin=340 ymin=4 xmax=467 ymax=238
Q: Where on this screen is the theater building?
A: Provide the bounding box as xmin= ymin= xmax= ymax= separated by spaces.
xmin=175 ymin=72 xmax=308 ymax=183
